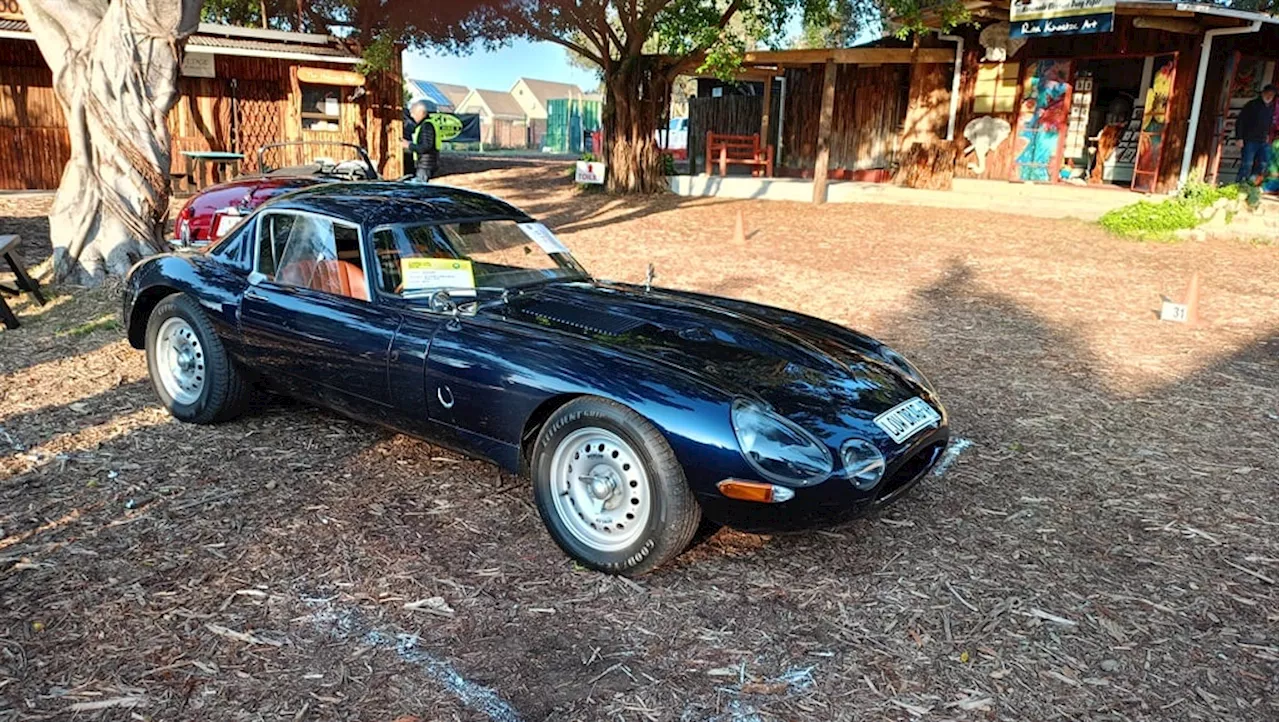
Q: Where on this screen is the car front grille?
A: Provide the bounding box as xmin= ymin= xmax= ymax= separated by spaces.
xmin=876 ymin=441 xmax=945 ymax=502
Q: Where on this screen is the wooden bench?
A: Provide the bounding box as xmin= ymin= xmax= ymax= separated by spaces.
xmin=705 ymin=132 xmax=774 ymax=177
xmin=0 ymin=234 xmax=47 ymax=330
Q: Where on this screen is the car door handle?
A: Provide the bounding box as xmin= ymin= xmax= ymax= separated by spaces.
xmin=244 ymin=289 xmax=267 ymax=301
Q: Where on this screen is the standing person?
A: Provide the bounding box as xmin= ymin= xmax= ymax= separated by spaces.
xmin=1235 ymin=83 xmax=1276 ymax=183
xmin=402 ymin=100 xmax=438 ymax=182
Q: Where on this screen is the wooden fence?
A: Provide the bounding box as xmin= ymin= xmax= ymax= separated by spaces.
xmin=781 ymin=64 xmax=910 ymax=175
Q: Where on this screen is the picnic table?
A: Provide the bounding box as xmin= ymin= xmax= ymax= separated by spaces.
xmin=181 ymin=151 xmax=245 ymax=192
xmin=0 ymin=234 xmax=47 ymax=330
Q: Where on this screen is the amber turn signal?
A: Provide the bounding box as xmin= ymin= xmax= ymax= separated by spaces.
xmin=716 ymin=479 xmax=795 ymax=503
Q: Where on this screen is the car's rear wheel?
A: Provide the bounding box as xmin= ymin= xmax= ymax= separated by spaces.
xmin=532 ymin=397 xmax=700 ymax=576
xmin=145 ymin=293 xmax=249 ymax=424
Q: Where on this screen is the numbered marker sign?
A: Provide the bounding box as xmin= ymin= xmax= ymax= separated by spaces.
xmin=1160 ymin=301 xmax=1189 ymax=323
xmin=575 ymin=161 xmax=606 ymax=185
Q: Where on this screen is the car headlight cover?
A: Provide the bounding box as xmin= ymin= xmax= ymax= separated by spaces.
xmin=731 ymin=400 xmax=833 ymax=486
xmin=841 ymin=438 xmax=886 ymax=490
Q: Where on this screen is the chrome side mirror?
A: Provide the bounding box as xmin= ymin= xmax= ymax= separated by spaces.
xmin=429 ymin=289 xmax=463 ymax=330
xmin=428 ymin=289 xmax=457 ymax=315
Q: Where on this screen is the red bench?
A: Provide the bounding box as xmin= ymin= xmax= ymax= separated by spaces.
xmin=705 ymin=132 xmax=774 ymax=177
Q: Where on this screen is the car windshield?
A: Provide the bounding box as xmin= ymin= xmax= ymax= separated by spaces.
xmin=372 ymin=219 xmax=588 ymax=298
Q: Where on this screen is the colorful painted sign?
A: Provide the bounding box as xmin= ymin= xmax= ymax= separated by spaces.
xmin=1010 ymin=0 xmax=1115 ymax=38
xmin=1132 ymin=54 xmax=1178 ymax=193
xmin=1012 ymin=59 xmax=1074 ymax=182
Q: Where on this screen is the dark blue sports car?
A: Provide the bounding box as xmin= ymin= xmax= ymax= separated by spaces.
xmin=123 ymin=183 xmax=950 ymax=575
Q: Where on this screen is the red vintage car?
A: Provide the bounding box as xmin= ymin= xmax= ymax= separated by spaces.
xmin=172 ymin=142 xmax=381 ymax=246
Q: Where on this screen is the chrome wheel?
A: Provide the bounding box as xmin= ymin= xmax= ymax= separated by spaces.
xmin=548 ymin=427 xmax=652 ymax=552
xmin=154 ymin=317 xmax=205 ymax=405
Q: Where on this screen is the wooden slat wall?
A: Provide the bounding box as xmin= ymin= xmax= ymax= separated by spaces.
xmin=781 ymin=63 xmax=909 ymax=174
xmin=952 ymin=45 xmax=1021 ymax=182
xmin=0 ymin=37 xmax=403 ymax=189
xmin=687 ymin=95 xmax=767 ymax=175
xmin=0 ymin=58 xmax=69 ymax=189
xmin=901 ymin=62 xmax=952 ymax=148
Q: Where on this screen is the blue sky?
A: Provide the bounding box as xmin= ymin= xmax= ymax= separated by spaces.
xmin=403 ymin=40 xmax=601 ymax=93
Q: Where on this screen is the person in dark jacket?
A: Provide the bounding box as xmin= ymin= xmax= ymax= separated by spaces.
xmin=1236 ymin=84 xmax=1276 ymax=183
xmin=402 ymin=100 xmax=439 ymax=182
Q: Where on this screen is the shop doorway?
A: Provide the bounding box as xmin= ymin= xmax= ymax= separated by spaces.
xmin=1064 ymin=57 xmax=1147 ymax=186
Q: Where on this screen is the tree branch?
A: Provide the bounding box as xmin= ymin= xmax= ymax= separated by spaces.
xmin=525 ymin=24 xmax=604 ymax=68
xmin=664 ymin=0 xmax=743 ymax=78
xmin=17 ymin=0 xmax=108 ymax=74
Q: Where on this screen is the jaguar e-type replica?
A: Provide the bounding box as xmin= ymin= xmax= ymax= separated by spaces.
xmin=123 ymin=182 xmax=949 ymax=575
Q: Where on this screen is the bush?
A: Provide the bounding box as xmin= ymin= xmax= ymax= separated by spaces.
xmin=661 ymin=153 xmax=677 ymax=177
xmin=1100 ymin=180 xmax=1250 ymax=240
xmin=1099 ymin=199 xmax=1202 ymax=240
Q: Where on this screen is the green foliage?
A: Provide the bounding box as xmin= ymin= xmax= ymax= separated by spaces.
xmin=357 ymin=34 xmax=398 ymax=74
xmin=661 ymin=153 xmax=678 ymax=177
xmin=886 ymin=0 xmax=972 ymax=40
xmin=1100 ymin=180 xmax=1249 ymax=241
xmin=1243 ymin=182 xmax=1262 ymax=210
xmin=1099 ymin=200 xmax=1201 ymax=240
xmin=1178 ymin=179 xmax=1242 ymax=207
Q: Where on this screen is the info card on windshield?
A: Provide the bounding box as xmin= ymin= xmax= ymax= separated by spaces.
xmin=517 ymin=222 xmax=570 ymax=255
xmin=401 ymin=258 xmax=475 ymax=290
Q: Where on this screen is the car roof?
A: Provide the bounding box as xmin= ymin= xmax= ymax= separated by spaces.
xmin=263 ymin=182 xmax=534 ymax=228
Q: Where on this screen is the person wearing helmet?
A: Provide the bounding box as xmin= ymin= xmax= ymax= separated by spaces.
xmin=402 ymin=100 xmax=439 ymax=182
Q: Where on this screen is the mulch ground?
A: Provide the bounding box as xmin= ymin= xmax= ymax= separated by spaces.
xmin=0 ymin=157 xmax=1276 ymax=721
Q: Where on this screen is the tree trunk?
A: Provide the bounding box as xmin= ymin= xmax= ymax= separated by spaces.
xmin=602 ymin=61 xmax=667 ymax=194
xmin=18 ymin=0 xmax=200 ymax=285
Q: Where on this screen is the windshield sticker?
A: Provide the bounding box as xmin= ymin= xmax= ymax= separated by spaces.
xmin=401 ymin=258 xmax=475 ymax=291
xmin=517 ymin=222 xmax=570 ymax=255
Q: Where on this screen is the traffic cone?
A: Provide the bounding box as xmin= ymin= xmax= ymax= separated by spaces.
xmin=1182 ymin=272 xmax=1201 ymax=325
xmin=732 ymin=209 xmax=745 ymax=244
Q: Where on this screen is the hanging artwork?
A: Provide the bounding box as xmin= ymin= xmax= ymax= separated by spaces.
xmin=1011 ymin=59 xmax=1073 ymax=182
xmin=1212 ymin=54 xmax=1276 ymax=183
xmin=1131 ymin=53 xmax=1177 ymax=193
xmin=979 ymin=22 xmax=1027 ymax=62
xmin=962 ymin=116 xmax=1012 ymax=174
xmin=1265 ymin=137 xmax=1279 ymax=193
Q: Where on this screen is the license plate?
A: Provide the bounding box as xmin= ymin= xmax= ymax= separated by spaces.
xmin=874 ymin=397 xmax=941 ymax=443
xmin=213 ymin=209 xmax=242 ymax=239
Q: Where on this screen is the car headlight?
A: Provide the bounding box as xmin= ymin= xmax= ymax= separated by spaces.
xmin=731 ymin=400 xmax=833 ymax=487
xmin=880 ymin=346 xmax=935 ymax=393
xmin=841 ymin=438 xmax=885 ymax=490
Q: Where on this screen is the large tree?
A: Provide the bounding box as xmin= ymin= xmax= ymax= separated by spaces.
xmin=495 ymin=0 xmax=968 ymax=193
xmin=19 ymin=0 xmax=202 ymax=285
xmin=495 ymin=0 xmax=805 ymax=193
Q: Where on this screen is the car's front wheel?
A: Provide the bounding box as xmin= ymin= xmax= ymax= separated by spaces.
xmin=532 ymin=397 xmax=700 ymax=576
xmin=145 ymin=293 xmax=249 ymax=424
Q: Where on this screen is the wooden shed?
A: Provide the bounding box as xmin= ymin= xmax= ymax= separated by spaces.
xmin=940 ymin=0 xmax=1276 ymax=193
xmin=0 ymin=16 xmax=403 ymax=190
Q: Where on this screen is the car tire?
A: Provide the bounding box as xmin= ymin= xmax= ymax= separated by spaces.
xmin=145 ymin=293 xmax=249 ymax=424
xmin=532 ymin=397 xmax=701 ymax=576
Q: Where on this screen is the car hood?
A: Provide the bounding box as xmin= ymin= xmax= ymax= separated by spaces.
xmin=495 ymin=282 xmax=936 ymax=439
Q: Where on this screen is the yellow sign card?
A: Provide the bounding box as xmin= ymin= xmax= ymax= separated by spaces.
xmin=401 ymin=258 xmax=475 ymax=290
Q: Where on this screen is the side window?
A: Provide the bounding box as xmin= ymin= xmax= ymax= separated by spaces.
xmin=257 ymin=213 xmax=295 ymax=278
xmin=256 ymin=213 xmax=368 ymax=301
xmin=209 ymin=219 xmax=253 ymax=268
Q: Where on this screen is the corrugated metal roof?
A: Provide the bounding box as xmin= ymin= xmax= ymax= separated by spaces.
xmin=0 ymin=19 xmax=362 ymax=59
xmin=188 ymin=33 xmax=356 ymax=58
